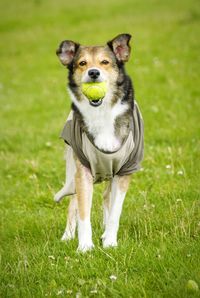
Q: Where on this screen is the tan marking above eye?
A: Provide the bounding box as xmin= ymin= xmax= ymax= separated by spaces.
xmin=79 ymin=61 xmax=87 ymax=66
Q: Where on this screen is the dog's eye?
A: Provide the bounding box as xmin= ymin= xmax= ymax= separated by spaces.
xmin=101 ymin=60 xmax=109 ymax=65
xmin=79 ymin=61 xmax=87 ymax=66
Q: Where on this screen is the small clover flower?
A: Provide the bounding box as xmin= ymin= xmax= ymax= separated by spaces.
xmin=109 ymin=275 xmax=117 ymax=281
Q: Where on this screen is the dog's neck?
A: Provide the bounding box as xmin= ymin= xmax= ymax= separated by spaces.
xmin=69 ymin=89 xmax=130 ymax=152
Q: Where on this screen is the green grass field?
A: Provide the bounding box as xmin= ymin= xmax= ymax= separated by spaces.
xmin=1 ymin=0 xmax=200 ymax=297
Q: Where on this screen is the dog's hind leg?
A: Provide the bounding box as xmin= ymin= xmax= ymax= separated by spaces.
xmin=102 ymin=181 xmax=111 ymax=228
xmin=101 ymin=181 xmax=111 ymax=240
xmin=102 ymin=175 xmax=131 ymax=248
xmin=61 ymin=195 xmax=78 ymax=241
xmin=54 ymin=145 xmax=76 ymax=202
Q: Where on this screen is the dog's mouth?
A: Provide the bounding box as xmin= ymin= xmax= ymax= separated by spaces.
xmin=89 ymin=99 xmax=103 ymax=107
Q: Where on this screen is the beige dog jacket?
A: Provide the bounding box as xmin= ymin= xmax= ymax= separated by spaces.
xmin=60 ymin=102 xmax=144 ymax=195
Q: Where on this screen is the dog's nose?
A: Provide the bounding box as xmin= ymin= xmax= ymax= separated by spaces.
xmin=88 ymin=69 xmax=100 ymax=80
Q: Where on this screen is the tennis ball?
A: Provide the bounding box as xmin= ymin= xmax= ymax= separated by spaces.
xmin=186 ymin=280 xmax=199 ymax=292
xmin=81 ymin=82 xmax=107 ymax=100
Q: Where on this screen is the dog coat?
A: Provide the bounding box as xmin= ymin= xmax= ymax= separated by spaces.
xmin=60 ymin=102 xmax=144 ymax=196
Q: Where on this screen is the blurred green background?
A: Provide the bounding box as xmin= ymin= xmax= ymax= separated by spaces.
xmin=0 ymin=0 xmax=200 ymax=297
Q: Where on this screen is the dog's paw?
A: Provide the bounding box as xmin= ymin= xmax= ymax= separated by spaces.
xmin=61 ymin=231 xmax=75 ymax=242
xmin=102 ymin=236 xmax=117 ymax=248
xmin=77 ymin=241 xmax=94 ymax=253
xmin=54 ymin=185 xmax=69 ymax=203
xmin=54 ymin=192 xmax=63 ymax=203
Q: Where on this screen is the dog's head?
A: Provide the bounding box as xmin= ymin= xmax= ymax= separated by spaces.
xmin=56 ymin=34 xmax=131 ymax=107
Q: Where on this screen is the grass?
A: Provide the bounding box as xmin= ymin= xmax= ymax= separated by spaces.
xmin=0 ymin=0 xmax=200 ymax=297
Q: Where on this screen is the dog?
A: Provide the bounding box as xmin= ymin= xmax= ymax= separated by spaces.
xmin=54 ymin=33 xmax=144 ymax=252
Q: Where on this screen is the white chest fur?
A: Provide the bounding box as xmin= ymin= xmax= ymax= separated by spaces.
xmin=68 ymin=89 xmax=128 ymax=152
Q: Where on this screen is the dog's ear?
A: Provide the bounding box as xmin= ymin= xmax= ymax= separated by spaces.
xmin=107 ymin=33 xmax=131 ymax=63
xmin=56 ymin=40 xmax=80 ymax=66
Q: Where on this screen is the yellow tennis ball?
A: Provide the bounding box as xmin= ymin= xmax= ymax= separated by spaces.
xmin=81 ymin=82 xmax=107 ymax=100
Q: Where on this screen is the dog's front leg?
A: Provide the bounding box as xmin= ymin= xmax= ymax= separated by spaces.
xmin=102 ymin=175 xmax=131 ymax=248
xmin=75 ymin=158 xmax=94 ymax=252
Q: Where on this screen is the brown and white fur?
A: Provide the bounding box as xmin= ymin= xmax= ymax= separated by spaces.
xmin=55 ymin=34 xmax=135 ymax=252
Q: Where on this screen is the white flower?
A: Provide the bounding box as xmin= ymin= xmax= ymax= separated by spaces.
xmin=166 ymin=165 xmax=171 ymax=169
xmin=177 ymin=170 xmax=184 ymax=175
xmin=57 ymin=290 xmax=64 ymax=296
xmin=109 ymin=275 xmax=117 ymax=281
xmin=176 ymin=199 xmax=182 ymax=202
